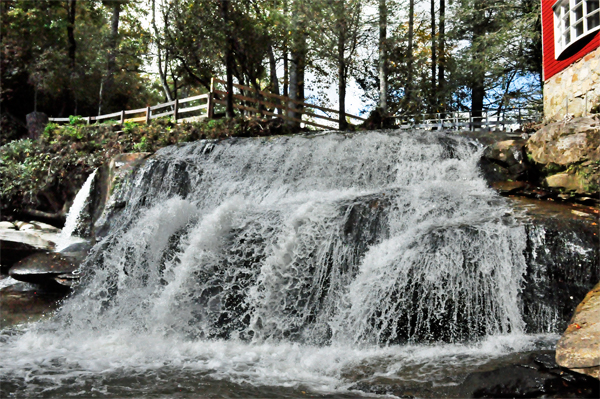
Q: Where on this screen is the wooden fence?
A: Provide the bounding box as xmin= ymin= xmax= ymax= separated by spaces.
xmin=48 ymin=77 xmax=366 ymax=130
xmin=48 ymin=77 xmax=541 ymax=131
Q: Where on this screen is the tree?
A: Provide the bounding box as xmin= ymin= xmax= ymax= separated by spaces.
xmin=379 ymin=0 xmax=388 ymax=114
xmin=310 ymin=0 xmax=365 ymax=129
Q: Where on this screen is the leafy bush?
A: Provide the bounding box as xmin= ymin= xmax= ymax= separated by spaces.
xmin=0 ymin=116 xmax=298 ymax=220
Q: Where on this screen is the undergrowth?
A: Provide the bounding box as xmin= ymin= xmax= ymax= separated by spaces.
xmin=0 ymin=116 xmax=298 ymax=220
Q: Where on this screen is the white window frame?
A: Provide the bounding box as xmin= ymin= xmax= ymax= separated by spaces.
xmin=553 ymin=0 xmax=600 ymax=59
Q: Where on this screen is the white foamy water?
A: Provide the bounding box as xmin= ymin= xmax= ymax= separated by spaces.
xmin=55 ymin=169 xmax=97 ymax=251
xmin=0 ymin=131 xmax=561 ymax=397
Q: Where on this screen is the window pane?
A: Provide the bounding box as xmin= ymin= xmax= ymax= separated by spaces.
xmin=587 ymin=1 xmax=600 ymax=13
xmin=588 ymin=11 xmax=600 ymax=29
xmin=575 ymin=21 xmax=584 ymax=35
xmin=575 ymin=0 xmax=583 ymax=4
xmin=575 ymin=5 xmax=584 ymax=20
xmin=565 ymin=30 xmax=571 ymax=44
xmin=563 ymin=11 xmax=571 ymax=29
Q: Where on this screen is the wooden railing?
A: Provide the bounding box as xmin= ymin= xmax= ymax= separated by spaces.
xmin=48 ymin=77 xmax=366 ymax=130
xmin=49 ymin=77 xmax=540 ymax=132
xmin=392 ymin=108 xmax=542 ymax=131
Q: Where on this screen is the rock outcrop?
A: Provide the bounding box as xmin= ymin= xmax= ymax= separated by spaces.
xmin=527 ymin=116 xmax=600 ymax=195
xmin=556 ymin=281 xmax=600 ymax=379
xmin=91 ymin=152 xmax=151 ymax=239
xmin=0 ymin=222 xmax=60 ymax=271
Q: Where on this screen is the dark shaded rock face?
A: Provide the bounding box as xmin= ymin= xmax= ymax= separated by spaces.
xmin=73 ymin=152 xmax=151 ymax=240
xmin=460 ymin=353 xmax=599 ymax=398
xmin=349 ymin=352 xmax=599 ymax=398
xmin=509 ymin=198 xmax=600 ymax=334
xmin=479 ymin=139 xmax=534 ymax=183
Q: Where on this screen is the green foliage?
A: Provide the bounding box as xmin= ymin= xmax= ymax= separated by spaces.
xmin=1 ymin=0 xmax=160 ymax=141
xmin=543 ymin=163 xmax=566 ymax=176
xmin=0 ymin=116 xmax=292 ymax=218
xmin=69 ymin=115 xmax=85 ymax=125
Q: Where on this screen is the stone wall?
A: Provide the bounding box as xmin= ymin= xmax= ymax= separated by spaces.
xmin=544 ymin=46 xmax=600 ymax=121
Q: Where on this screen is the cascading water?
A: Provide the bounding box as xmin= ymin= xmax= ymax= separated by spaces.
xmin=0 ymin=131 xmax=577 ymax=397
xmin=55 ymin=169 xmax=97 ymax=250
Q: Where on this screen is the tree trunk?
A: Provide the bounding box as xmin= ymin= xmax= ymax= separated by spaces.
xmin=338 ymin=32 xmax=347 ymax=131
xmin=152 ymin=0 xmax=172 ymax=102
xmin=267 ymin=43 xmax=281 ymax=114
xmin=378 ymin=0 xmax=387 ymax=114
xmin=67 ymin=0 xmax=77 ymax=115
xmin=430 ymin=0 xmax=436 ymax=113
xmin=406 ymin=0 xmax=415 ymax=113
xmin=67 ymin=0 xmax=77 ymax=69
xmin=99 ymin=1 xmax=121 ymax=115
xmin=221 ymin=0 xmax=234 ymax=118
xmin=288 ymin=1 xmax=306 ymax=127
xmin=438 ymin=0 xmax=445 ymax=112
xmin=471 ymin=17 xmax=486 ymax=129
xmin=283 ymin=0 xmax=289 ymax=98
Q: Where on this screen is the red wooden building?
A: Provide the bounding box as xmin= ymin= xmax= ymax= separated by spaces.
xmin=541 ymin=0 xmax=600 ymax=119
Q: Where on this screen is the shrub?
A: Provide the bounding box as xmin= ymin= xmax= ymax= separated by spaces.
xmin=0 ymin=116 xmax=300 ymax=220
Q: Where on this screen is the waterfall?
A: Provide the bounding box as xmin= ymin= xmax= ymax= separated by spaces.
xmin=1 ymin=131 xmax=574 ymax=397
xmin=56 ymin=131 xmax=531 ymax=343
xmin=55 ymin=169 xmax=97 ymax=250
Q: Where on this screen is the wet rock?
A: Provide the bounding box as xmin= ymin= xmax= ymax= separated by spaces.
xmin=9 ymin=252 xmax=79 ymax=285
xmin=1 ymin=282 xmax=68 ymax=329
xmin=545 ymin=172 xmax=587 ymax=193
xmin=485 ymin=139 xmax=527 ymax=167
xmin=556 ymin=281 xmax=600 ymax=379
xmin=57 ymin=241 xmax=92 ymax=264
xmin=91 ymin=152 xmax=151 ymax=239
xmin=54 ymin=273 xmax=79 ymax=287
xmin=505 ymin=197 xmax=600 ymax=334
xmin=479 ymin=139 xmax=532 ymax=183
xmin=491 ymin=181 xmax=528 ymax=195
xmin=459 ymin=352 xmax=599 ymax=398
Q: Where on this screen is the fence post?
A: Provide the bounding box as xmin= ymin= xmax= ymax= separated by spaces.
xmin=145 ymin=106 xmax=151 ymax=124
xmin=86 ymin=116 xmax=91 ymax=125
xmin=207 ymin=78 xmax=215 ymax=119
xmin=120 ymin=110 xmax=125 ymax=124
xmin=174 ymin=99 xmax=179 ymax=122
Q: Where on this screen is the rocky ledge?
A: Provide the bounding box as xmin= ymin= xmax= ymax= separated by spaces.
xmin=480 ymin=115 xmax=600 ymax=204
xmin=556 ymin=281 xmax=600 ymax=379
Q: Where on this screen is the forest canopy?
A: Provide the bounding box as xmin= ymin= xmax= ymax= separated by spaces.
xmin=1 ymin=0 xmax=543 ymax=141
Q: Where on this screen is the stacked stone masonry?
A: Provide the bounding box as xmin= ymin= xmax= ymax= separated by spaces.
xmin=544 ymin=47 xmax=600 ymax=121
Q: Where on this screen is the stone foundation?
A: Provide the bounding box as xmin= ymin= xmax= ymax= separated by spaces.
xmin=544 ymin=46 xmax=600 ymax=121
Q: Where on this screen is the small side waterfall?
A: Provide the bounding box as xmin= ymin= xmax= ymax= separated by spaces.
xmin=56 ymin=169 xmax=97 ymax=250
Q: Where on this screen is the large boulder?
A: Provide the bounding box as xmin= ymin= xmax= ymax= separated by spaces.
xmin=480 ymin=139 xmax=532 ymax=182
xmin=9 ymin=252 xmax=79 ymax=285
xmin=556 ymin=281 xmax=600 ymax=379
xmin=0 ymin=227 xmax=58 ymax=271
xmin=527 ymin=116 xmax=600 ymax=194
xmin=527 ymin=116 xmax=600 ymax=165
